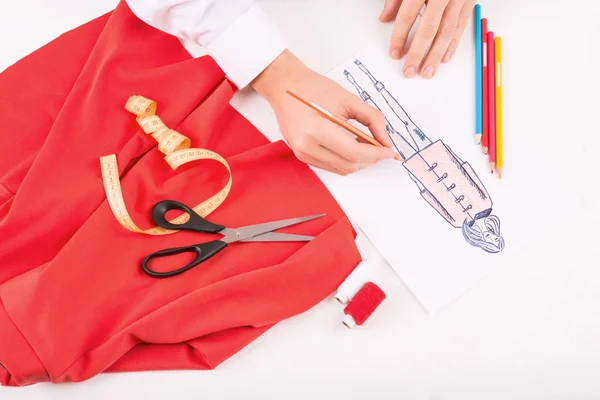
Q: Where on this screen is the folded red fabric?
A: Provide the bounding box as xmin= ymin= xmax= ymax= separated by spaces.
xmin=0 ymin=2 xmax=360 ymax=386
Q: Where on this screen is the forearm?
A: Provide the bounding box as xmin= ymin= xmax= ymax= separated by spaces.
xmin=251 ymin=50 xmax=311 ymax=103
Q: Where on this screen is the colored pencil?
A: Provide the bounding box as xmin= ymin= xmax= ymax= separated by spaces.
xmin=284 ymin=89 xmax=405 ymax=162
xmin=481 ymin=18 xmax=489 ymax=154
xmin=474 ymin=4 xmax=483 ymax=144
xmin=285 ymin=88 xmax=381 ymax=146
xmin=495 ymin=36 xmax=503 ymax=179
xmin=487 ymin=32 xmax=496 ymax=173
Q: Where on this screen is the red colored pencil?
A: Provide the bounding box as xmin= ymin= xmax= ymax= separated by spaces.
xmin=481 ymin=19 xmax=489 ymax=154
xmin=487 ymin=31 xmax=496 ymax=173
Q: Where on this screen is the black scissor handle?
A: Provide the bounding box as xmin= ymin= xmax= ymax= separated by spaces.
xmin=152 ymin=200 xmax=225 ymax=233
xmin=142 ymin=240 xmax=228 ymax=278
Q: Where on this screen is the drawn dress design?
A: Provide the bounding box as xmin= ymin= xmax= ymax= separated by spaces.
xmin=344 ymin=60 xmax=505 ymax=254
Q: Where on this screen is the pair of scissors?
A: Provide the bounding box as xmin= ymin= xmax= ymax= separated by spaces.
xmin=142 ymin=200 xmax=325 ymax=278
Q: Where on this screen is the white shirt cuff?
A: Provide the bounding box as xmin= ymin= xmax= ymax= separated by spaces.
xmin=187 ymin=4 xmax=286 ymax=89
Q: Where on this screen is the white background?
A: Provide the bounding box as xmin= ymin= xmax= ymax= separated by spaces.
xmin=2 ymin=0 xmax=600 ymax=399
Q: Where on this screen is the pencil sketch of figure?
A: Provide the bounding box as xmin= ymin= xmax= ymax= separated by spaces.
xmin=345 ymin=60 xmax=505 ymax=254
xmin=354 ymin=59 xmax=431 ymax=152
xmin=344 ymin=70 xmax=412 ymax=160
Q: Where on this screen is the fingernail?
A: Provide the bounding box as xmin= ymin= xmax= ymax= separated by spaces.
xmin=390 ymin=48 xmax=401 ymax=60
xmin=403 ymin=65 xmax=416 ymax=78
xmin=422 ymin=65 xmax=435 ymax=79
xmin=442 ymin=50 xmax=452 ymax=63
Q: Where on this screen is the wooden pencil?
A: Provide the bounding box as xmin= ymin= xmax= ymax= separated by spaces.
xmin=495 ymin=36 xmax=503 ymax=179
xmin=481 ymin=18 xmax=489 ymax=154
xmin=487 ymin=32 xmax=496 ymax=174
xmin=285 ymin=89 xmax=384 ymax=147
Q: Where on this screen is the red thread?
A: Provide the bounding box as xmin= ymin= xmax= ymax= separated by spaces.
xmin=343 ymin=282 xmax=386 ymax=326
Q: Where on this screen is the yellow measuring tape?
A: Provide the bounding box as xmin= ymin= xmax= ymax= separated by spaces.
xmin=99 ymin=95 xmax=231 ymax=235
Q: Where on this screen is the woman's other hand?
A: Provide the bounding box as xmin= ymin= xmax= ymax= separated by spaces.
xmin=380 ymin=0 xmax=475 ymax=79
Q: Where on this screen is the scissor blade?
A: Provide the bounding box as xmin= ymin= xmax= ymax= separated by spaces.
xmin=224 ymin=214 xmax=326 ymax=243
xmin=240 ymin=232 xmax=314 ymax=242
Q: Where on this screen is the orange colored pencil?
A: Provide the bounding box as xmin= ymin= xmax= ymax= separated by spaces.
xmin=285 ymin=89 xmax=387 ymax=149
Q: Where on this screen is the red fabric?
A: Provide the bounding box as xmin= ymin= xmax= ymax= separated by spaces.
xmin=0 ymin=2 xmax=361 ymax=386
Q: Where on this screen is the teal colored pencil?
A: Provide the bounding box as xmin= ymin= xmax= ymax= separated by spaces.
xmin=474 ymin=4 xmax=482 ymax=144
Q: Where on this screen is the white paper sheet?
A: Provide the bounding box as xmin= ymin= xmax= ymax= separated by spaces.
xmin=316 ymin=46 xmax=581 ymax=313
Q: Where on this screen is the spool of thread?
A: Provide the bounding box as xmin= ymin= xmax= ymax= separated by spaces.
xmin=335 ymin=261 xmax=374 ymax=305
xmin=342 ymin=282 xmax=386 ymax=329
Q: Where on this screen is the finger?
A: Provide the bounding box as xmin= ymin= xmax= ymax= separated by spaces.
xmin=294 ymin=151 xmax=341 ymax=175
xmin=420 ymin=0 xmax=463 ymax=78
xmin=343 ymin=94 xmax=393 ymax=148
xmin=443 ymin=0 xmax=475 ymax=63
xmin=379 ymin=0 xmax=402 ymax=22
xmin=295 ymin=147 xmax=369 ymax=176
xmin=401 ymin=0 xmax=446 ymax=78
xmin=389 ymin=0 xmax=426 ymax=62
xmin=315 ymin=120 xmax=397 ymax=164
xmin=289 ymin=135 xmax=369 ymax=175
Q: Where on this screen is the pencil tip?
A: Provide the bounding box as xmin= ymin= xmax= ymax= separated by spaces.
xmin=483 ymin=147 xmax=488 ymax=154
xmin=497 ymin=168 xmax=503 ymax=179
xmin=475 ymin=135 xmax=481 ymax=144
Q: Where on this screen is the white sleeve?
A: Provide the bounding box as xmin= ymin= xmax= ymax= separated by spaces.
xmin=124 ymin=0 xmax=286 ymax=89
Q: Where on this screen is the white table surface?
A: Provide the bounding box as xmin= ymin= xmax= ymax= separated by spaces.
xmin=2 ymin=1 xmax=600 ymax=399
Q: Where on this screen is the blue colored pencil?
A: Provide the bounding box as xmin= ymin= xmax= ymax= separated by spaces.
xmin=474 ymin=4 xmax=482 ymax=144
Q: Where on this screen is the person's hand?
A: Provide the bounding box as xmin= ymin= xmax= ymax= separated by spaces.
xmin=251 ymin=50 xmax=398 ymax=176
xmin=380 ymin=0 xmax=475 ymax=79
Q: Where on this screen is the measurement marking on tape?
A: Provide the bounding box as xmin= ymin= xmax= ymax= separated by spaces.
xmin=100 ymin=95 xmax=231 ymax=235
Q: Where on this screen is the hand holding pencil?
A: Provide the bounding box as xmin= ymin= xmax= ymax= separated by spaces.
xmin=251 ymin=50 xmax=398 ymax=176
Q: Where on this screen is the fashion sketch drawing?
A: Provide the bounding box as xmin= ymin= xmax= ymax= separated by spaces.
xmin=344 ymin=60 xmax=505 ymax=253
